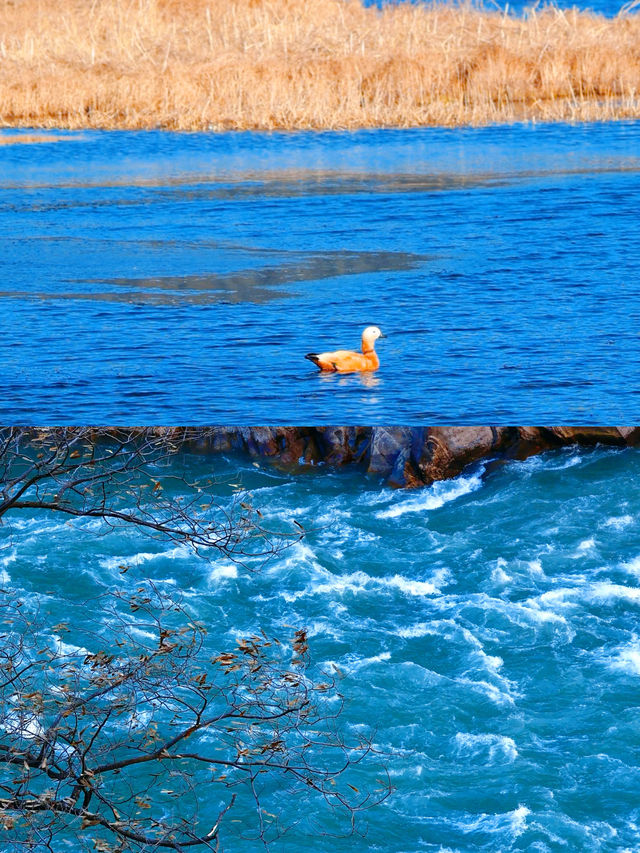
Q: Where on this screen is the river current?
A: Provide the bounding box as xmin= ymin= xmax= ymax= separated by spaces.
xmin=2 ymin=121 xmax=640 ymax=423
xmin=4 ymin=446 xmax=640 ymax=851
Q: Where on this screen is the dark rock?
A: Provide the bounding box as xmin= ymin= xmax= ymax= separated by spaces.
xmin=368 ymin=427 xmax=413 ymax=477
xmin=315 ymin=427 xmax=368 ymax=466
xmin=152 ymin=426 xmax=640 ymax=489
xmin=413 ymin=426 xmax=511 ymax=483
xmin=547 ymin=426 xmax=640 ymax=446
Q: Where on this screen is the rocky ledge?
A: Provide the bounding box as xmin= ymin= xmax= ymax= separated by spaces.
xmin=176 ymin=426 xmax=640 ymax=488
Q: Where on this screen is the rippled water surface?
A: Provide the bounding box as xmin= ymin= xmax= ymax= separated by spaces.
xmin=3 ymin=122 xmax=640 ymax=423
xmin=5 ymin=447 xmax=640 ymax=850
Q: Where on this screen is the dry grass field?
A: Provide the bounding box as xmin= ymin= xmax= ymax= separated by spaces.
xmin=1 ymin=0 xmax=639 ymax=130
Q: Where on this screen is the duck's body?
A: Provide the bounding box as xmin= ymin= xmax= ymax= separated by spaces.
xmin=306 ymin=326 xmax=384 ymax=373
xmin=306 ymin=349 xmax=380 ymax=373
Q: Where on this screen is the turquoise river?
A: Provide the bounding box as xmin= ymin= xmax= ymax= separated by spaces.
xmin=4 ymin=445 xmax=640 ymax=851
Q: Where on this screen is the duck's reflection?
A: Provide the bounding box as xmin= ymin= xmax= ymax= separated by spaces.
xmin=317 ymin=371 xmax=381 ymax=389
xmin=356 ymin=372 xmax=381 ymax=390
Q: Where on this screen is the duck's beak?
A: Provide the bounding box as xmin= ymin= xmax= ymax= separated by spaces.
xmin=379 ymin=332 xmax=387 ymax=339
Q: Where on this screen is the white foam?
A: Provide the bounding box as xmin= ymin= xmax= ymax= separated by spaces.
xmin=375 ymin=471 xmax=482 ymax=520
xmin=621 ymin=555 xmax=640 ymax=577
xmin=458 ymin=804 xmax=530 ymax=837
xmin=396 ymin=622 xmax=432 ymax=638
xmin=270 ymin=540 xmax=324 ymax=576
xmin=576 ymin=538 xmax=596 ymax=553
xmin=396 ymin=617 xmax=530 ymax=693
xmin=453 ymin=593 xmax=572 ymax=643
xmin=283 ymin=569 xmax=367 ymax=601
xmin=560 ymin=454 xmax=582 ymax=469
xmin=519 ymin=449 xmax=583 ymax=473
xmin=535 ymin=587 xmax=583 ymax=609
xmin=604 ymin=515 xmax=634 ymax=530
xmin=590 ymin=583 xmax=640 ymax=605
xmin=2 ymin=710 xmax=45 ymax=741
xmin=291 ymin=568 xmax=445 ymax=602
xmin=460 ymin=677 xmax=516 ymax=707
xmin=319 ymin=523 xmax=378 ymax=550
xmin=351 ymin=651 xmax=392 ymax=670
xmin=320 ymin=651 xmax=391 ymax=676
xmin=535 ymin=582 xmax=640 ymax=612
xmin=490 ymin=557 xmax=512 ymax=584
xmin=388 ymin=575 xmax=439 ymax=596
xmin=519 ymin=602 xmax=570 ymax=626
xmin=509 ymin=805 xmax=530 ymax=838
xmin=313 ymin=509 xmax=353 ymax=527
xmin=527 ymin=559 xmax=545 ymax=577
xmin=305 ymin=620 xmax=344 ymax=641
xmin=208 ymin=564 xmax=238 ymax=582
xmin=480 ymin=651 xmax=504 ymax=675
xmin=612 ymin=649 xmax=640 ymax=675
xmin=54 ymin=638 xmax=90 ymax=656
xmin=129 ymin=709 xmax=152 ymax=729
xmin=608 ymin=640 xmax=640 ymax=676
xmin=99 ymin=543 xmax=192 ymax=571
xmin=453 ymin=732 xmax=518 ymax=764
xmin=5 ymin=517 xmax=66 ymax=535
xmin=0 ymin=547 xmax=17 ymax=570
xmin=491 ymin=566 xmax=511 ymax=584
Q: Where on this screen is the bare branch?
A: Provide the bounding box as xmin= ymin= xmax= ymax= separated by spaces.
xmin=0 ymin=430 xmax=392 ymax=850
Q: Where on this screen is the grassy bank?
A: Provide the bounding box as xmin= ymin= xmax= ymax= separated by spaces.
xmin=1 ymin=0 xmax=639 ymax=130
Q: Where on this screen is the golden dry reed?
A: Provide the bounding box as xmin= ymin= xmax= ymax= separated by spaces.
xmin=1 ymin=0 xmax=640 ymax=130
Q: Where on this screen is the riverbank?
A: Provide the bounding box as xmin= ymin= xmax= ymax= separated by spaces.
xmin=83 ymin=425 xmax=640 ymax=486
xmin=177 ymin=426 xmax=640 ymax=486
xmin=2 ymin=0 xmax=640 ymax=130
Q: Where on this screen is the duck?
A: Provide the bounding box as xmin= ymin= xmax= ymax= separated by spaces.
xmin=305 ymin=326 xmax=385 ymax=373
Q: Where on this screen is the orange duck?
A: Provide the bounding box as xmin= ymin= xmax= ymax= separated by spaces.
xmin=305 ymin=326 xmax=385 ymax=373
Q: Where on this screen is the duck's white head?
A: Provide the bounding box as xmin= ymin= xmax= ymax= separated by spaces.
xmin=362 ymin=325 xmax=385 ymax=352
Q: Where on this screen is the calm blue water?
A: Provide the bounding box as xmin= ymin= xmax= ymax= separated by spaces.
xmin=5 ymin=447 xmax=640 ymax=850
xmin=2 ymin=121 xmax=640 ymax=423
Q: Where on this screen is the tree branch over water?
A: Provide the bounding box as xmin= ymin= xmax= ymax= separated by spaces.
xmin=0 ymin=429 xmax=391 ymax=850
xmin=0 ymin=427 xmax=292 ymax=563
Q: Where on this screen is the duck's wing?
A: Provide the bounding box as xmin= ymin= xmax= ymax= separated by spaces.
xmin=319 ymin=349 xmax=353 ymax=361
xmin=305 ymin=348 xmax=355 ymax=371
